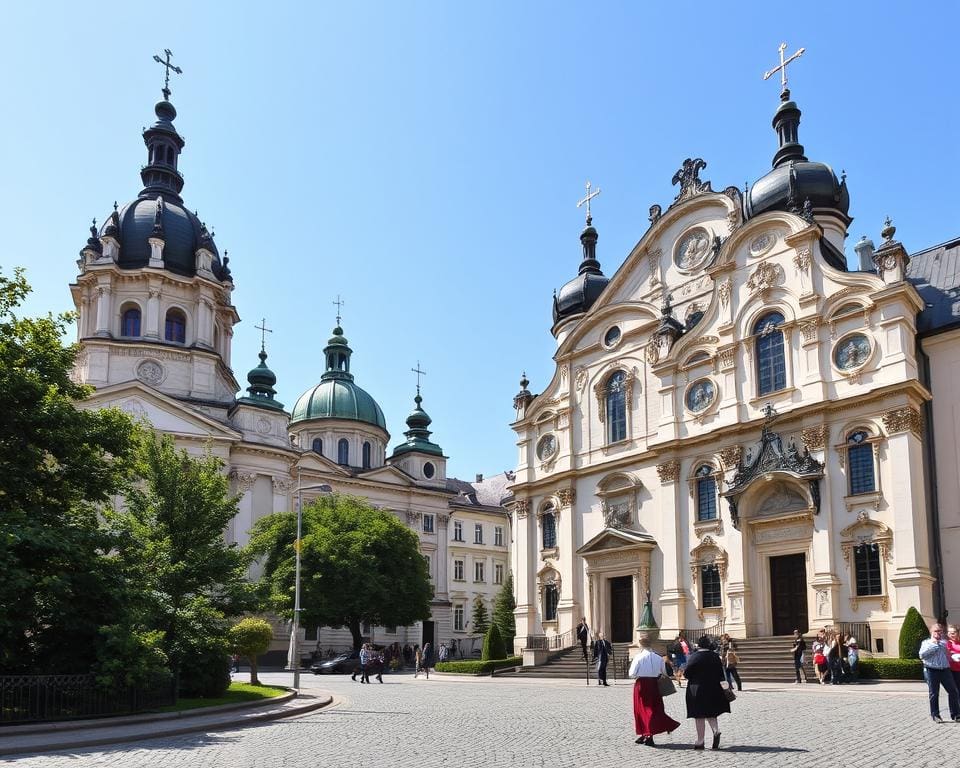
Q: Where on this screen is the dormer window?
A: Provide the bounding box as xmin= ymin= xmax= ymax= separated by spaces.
xmin=121 ymin=306 xmax=141 ymax=337
xmin=337 ymin=438 xmax=349 ymax=466
xmin=164 ymin=309 xmax=186 ymax=344
xmin=362 ymin=442 xmax=372 ymax=469
xmin=312 ymin=438 xmax=323 ymax=456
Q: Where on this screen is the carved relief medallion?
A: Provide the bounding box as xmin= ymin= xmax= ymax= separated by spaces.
xmin=674 ymin=227 xmax=712 ymax=271
xmin=749 ymin=231 xmax=775 ymax=257
xmin=136 ymin=359 xmax=164 ymax=385
xmin=685 ymin=378 xmax=716 ymax=413
xmin=833 ymin=333 xmax=871 ymax=371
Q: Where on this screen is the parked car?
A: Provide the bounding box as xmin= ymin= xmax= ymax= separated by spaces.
xmin=311 ymin=651 xmax=360 ymax=675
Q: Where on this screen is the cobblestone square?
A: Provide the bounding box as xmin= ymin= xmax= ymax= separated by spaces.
xmin=8 ymin=672 xmax=949 ymax=768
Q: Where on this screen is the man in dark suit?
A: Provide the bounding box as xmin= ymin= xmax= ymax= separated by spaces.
xmin=576 ymin=618 xmax=590 ymax=662
xmin=592 ymin=631 xmax=613 ymax=686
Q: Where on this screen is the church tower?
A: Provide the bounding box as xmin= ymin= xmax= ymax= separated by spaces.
xmin=70 ymin=61 xmax=240 ymax=413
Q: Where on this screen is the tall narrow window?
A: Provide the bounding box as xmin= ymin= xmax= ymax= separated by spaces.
xmin=754 ymin=311 xmax=786 ymax=395
xmin=164 ymin=308 xmax=187 ymax=344
xmin=362 ymin=441 xmax=372 ymax=469
xmin=605 ymin=371 xmax=627 ymax=443
xmin=337 ymin=438 xmax=349 ymax=466
xmin=454 ymin=605 xmax=465 ymax=631
xmin=494 ymin=563 xmax=504 ymax=584
xmin=854 ymin=543 xmax=883 ymax=596
xmin=541 ymin=511 xmax=557 ymax=549
xmin=494 ymin=526 xmax=504 ymax=547
xmin=701 ymin=564 xmax=722 ymax=608
xmin=474 ymin=523 xmax=483 ymax=544
xmin=453 ymin=520 xmax=463 ymax=542
xmin=474 ymin=561 xmax=485 ymax=582
xmin=453 ymin=559 xmax=464 ymax=580
xmin=311 ymin=437 xmax=323 ymax=455
xmin=121 ymin=306 xmax=141 ymax=337
xmin=544 ymin=583 xmax=559 ymax=621
xmin=847 ymin=431 xmax=876 ymax=495
xmin=696 ymin=465 xmax=717 ymax=521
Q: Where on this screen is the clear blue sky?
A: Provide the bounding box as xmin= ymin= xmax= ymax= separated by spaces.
xmin=2 ymin=2 xmax=957 ymax=479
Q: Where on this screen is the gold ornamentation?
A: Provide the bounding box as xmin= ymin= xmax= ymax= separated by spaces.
xmin=656 ymin=460 xmax=681 ymax=484
xmin=882 ymin=406 xmax=923 ymax=438
xmin=515 ymin=500 xmax=530 ymax=519
xmin=719 ymin=445 xmax=742 ymax=468
xmin=800 ymin=425 xmax=829 ymax=451
xmin=557 ymin=488 xmax=576 ymax=507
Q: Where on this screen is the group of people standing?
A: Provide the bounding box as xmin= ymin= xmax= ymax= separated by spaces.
xmin=808 ymin=627 xmax=859 ymax=684
xmin=576 ymin=618 xmax=615 ymax=686
xmin=629 ymin=635 xmax=732 ymax=749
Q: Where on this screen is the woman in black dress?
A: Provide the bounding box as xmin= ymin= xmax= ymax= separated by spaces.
xmin=683 ymin=636 xmax=731 ymax=749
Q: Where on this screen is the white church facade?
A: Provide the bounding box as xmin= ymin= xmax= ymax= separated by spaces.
xmin=508 ymin=85 xmax=957 ymax=657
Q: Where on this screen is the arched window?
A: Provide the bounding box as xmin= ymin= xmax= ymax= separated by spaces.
xmin=696 ymin=465 xmax=717 ymax=521
xmin=700 ymin=564 xmax=722 ymax=608
xmin=544 ymin=583 xmax=559 ymax=622
xmin=754 ymin=311 xmax=786 ymax=395
xmin=541 ymin=509 xmax=557 ymax=549
xmin=312 ymin=438 xmax=323 ymax=455
xmin=605 ymin=370 xmax=627 ymax=443
xmin=121 ymin=306 xmax=141 ymax=337
xmin=853 ymin=543 xmax=883 ymax=596
xmin=337 ymin=438 xmax=349 ymax=466
xmin=362 ymin=441 xmax=371 ymax=469
xmin=164 ymin=308 xmax=187 ymax=344
xmin=847 ymin=431 xmax=876 ymax=495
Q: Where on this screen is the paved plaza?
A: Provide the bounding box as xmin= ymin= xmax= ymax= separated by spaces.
xmin=6 ymin=673 xmax=948 ymax=767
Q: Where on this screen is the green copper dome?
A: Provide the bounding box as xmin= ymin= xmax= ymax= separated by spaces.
xmin=391 ymin=393 xmax=444 ymax=458
xmin=236 ymin=348 xmax=284 ymax=411
xmin=289 ymin=325 xmax=388 ymax=431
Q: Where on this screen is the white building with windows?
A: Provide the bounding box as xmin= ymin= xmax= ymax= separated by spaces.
xmin=508 ymin=87 xmax=956 ymax=658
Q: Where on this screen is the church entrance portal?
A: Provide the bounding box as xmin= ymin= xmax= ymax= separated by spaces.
xmin=609 ymin=576 xmax=633 ymax=643
xmin=422 ymin=620 xmax=435 ymax=648
xmin=770 ymin=554 xmax=808 ymax=635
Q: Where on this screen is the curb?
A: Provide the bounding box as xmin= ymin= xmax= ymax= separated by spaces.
xmin=0 ymin=694 xmax=332 ymax=757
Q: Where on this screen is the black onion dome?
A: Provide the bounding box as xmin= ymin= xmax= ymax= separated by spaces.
xmin=745 ymin=90 xmax=849 ymax=221
xmin=553 ymin=219 xmax=609 ymax=324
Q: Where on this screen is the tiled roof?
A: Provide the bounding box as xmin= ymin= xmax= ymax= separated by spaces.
xmin=446 ymin=471 xmax=514 ymax=509
xmin=907 ymin=237 xmax=960 ymax=335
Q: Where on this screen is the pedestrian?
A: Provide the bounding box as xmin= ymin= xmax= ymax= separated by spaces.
xmin=438 ymin=642 xmax=449 ymax=663
xmin=811 ymin=630 xmax=828 ymax=684
xmin=670 ymin=634 xmax=687 ymax=687
xmin=576 ymin=617 xmax=590 ymax=662
xmin=592 ymin=631 xmax=612 ymax=686
xmin=231 ymin=654 xmax=241 ymax=674
xmin=720 ymin=634 xmax=742 ymax=692
xmin=358 ymin=643 xmax=372 ymax=683
xmin=947 ymin=625 xmax=960 ymax=695
xmin=373 ymin=649 xmax=385 ymax=683
xmin=919 ymin=622 xmax=960 ymax=723
xmin=791 ymin=629 xmax=807 ymax=684
xmin=629 ymin=637 xmax=680 ymax=747
xmin=421 ymin=642 xmax=434 ymax=680
xmin=825 ymin=629 xmax=842 ymax=684
xmin=684 ymin=636 xmax=731 ymax=750
xmin=413 ymin=644 xmax=422 ymax=677
xmin=845 ymin=636 xmax=860 ymax=683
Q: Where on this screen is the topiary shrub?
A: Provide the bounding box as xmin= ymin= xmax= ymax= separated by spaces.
xmin=178 ymin=636 xmax=231 ymax=698
xmin=481 ymin=623 xmax=507 ymax=661
xmin=898 ymin=606 xmax=929 ymax=659
xmin=434 ymin=657 xmax=522 ymax=675
xmin=858 ymin=658 xmax=924 ymax=680
xmin=229 ymin=617 xmax=274 ymax=685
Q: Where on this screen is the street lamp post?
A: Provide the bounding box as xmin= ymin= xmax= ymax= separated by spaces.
xmin=292 ymin=471 xmax=332 ymax=693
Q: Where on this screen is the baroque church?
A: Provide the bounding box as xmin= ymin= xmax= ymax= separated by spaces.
xmin=69 ymin=72 xmax=509 ymax=661
xmin=509 ymin=77 xmax=958 ymax=658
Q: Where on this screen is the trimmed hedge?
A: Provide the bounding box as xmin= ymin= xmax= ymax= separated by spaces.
xmin=435 ymin=657 xmax=522 ymax=675
xmin=899 ymin=606 xmax=928 ymax=659
xmin=858 ymin=658 xmax=924 ymax=680
xmin=482 ymin=624 xmax=506 ymax=661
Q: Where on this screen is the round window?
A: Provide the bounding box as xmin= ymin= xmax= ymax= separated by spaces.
xmin=603 ymin=326 xmax=621 ymax=347
xmin=685 ymin=378 xmax=716 ymax=412
xmin=536 ymin=434 xmax=558 ymax=461
xmin=834 ymin=333 xmax=871 ymax=371
xmin=423 ymin=461 xmax=435 ymax=479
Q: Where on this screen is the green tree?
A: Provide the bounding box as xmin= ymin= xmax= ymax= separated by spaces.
xmin=0 ymin=268 xmax=136 ymax=674
xmin=492 ymin=570 xmax=516 ymax=654
xmin=481 ymin=623 xmax=507 ymax=661
xmin=229 ymin=617 xmax=274 ymax=685
xmin=471 ymin=596 xmax=490 ymax=637
xmin=248 ymin=494 xmax=432 ymax=651
xmin=108 ymin=432 xmax=253 ymax=693
xmin=899 ymin=606 xmax=929 ymax=659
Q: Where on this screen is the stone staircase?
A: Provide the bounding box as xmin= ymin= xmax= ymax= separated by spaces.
xmin=730 ymin=635 xmax=816 ymax=683
xmin=503 ymin=641 xmax=636 ymax=680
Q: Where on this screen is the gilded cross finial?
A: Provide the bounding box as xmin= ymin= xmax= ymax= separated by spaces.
xmin=763 ymin=41 xmax=805 ymax=97
xmin=152 ymin=48 xmax=182 ymax=101
xmin=576 ymin=180 xmax=601 ymax=224
xmin=411 ymin=361 xmax=427 ymax=397
xmin=254 ymin=317 xmax=273 ymax=353
xmin=333 ymin=295 xmax=345 ymax=326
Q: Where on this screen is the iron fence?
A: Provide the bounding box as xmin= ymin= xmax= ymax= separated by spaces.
xmin=0 ymin=674 xmax=174 ymax=724
xmin=832 ymin=622 xmax=873 ymax=652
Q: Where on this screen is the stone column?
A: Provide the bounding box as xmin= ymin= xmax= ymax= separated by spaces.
xmin=556 ymin=487 xmax=578 ymax=635
xmin=94 ymin=284 xmax=113 ymax=337
xmin=512 ymin=500 xmax=536 ymax=651
xmin=882 ymin=407 xmax=936 ymax=619
xmin=145 ymin=287 xmax=161 ymax=339
xmin=656 ymin=459 xmax=686 ymax=634
xmin=436 ymin=512 xmax=451 ymax=602
xmin=196 ymin=296 xmax=214 ymax=349
xmin=230 ymin=471 xmax=257 ymax=547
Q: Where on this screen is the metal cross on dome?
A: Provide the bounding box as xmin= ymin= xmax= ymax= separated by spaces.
xmin=152 ymin=49 xmax=182 ymax=101
xmin=254 ymin=318 xmax=273 ymax=352
xmin=411 ymin=361 xmax=427 ymax=396
xmin=763 ymin=42 xmax=805 ymax=96
xmin=576 ymin=180 xmax=601 ymax=223
xmin=332 ymin=295 xmax=345 ymax=326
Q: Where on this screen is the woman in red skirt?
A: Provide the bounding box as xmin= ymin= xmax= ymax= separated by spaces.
xmin=628 ymin=637 xmax=680 ymax=746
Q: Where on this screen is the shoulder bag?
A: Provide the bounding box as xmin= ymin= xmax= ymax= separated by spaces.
xmin=657 ymin=674 xmax=677 ymax=697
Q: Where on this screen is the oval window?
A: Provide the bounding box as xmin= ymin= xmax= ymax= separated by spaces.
xmin=537 ymin=434 xmax=558 ymax=461
xmin=423 ymin=461 xmax=435 ymax=479
xmin=603 ymin=326 xmax=621 ymax=347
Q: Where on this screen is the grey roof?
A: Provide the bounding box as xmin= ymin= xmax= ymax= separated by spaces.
xmin=907 ymin=237 xmax=960 ymax=335
xmin=446 ymin=471 xmax=514 ymax=509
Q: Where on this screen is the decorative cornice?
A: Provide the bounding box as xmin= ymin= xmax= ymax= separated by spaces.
xmin=515 ymin=499 xmax=530 ymax=519
xmin=882 ymin=406 xmax=923 ymax=438
xmin=656 ymin=460 xmax=681 ymax=484
xmin=557 ymin=488 xmax=576 ymax=507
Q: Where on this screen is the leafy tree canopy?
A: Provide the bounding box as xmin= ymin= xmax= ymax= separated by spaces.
xmin=229 ymin=617 xmax=274 ymax=685
xmin=0 ymin=268 xmax=136 ymax=673
xmin=248 ymin=494 xmax=433 ymax=650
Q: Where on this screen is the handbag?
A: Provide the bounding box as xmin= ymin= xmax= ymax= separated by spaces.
xmin=723 ymin=683 xmax=737 ymax=702
xmin=657 ymin=674 xmax=677 ymax=697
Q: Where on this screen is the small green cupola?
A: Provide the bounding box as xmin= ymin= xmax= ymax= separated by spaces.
xmin=323 ymin=326 xmax=354 ymax=381
xmin=392 ymin=393 xmax=444 ymax=458
xmin=237 ymin=347 xmax=284 ymax=411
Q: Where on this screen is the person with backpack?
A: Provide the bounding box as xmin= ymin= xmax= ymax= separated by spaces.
xmin=719 ymin=634 xmax=742 ymax=692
